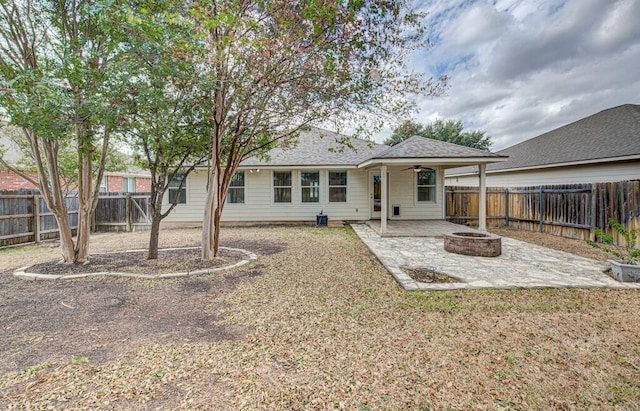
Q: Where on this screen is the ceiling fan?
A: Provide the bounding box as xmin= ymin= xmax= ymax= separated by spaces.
xmin=402 ymin=165 xmax=424 ymax=173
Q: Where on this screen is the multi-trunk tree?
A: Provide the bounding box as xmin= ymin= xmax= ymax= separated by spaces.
xmin=119 ymin=1 xmax=211 ymax=259
xmin=191 ymin=0 xmax=445 ymax=259
xmin=0 ymin=0 xmax=127 ymax=263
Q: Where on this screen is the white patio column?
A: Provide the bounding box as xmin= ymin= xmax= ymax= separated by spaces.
xmin=380 ymin=165 xmax=388 ymax=234
xmin=478 ymin=163 xmax=487 ymax=232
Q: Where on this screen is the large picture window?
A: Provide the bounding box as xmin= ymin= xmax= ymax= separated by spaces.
xmin=328 ymin=171 xmax=347 ymax=203
xmin=273 ymin=171 xmax=292 ymax=203
xmin=168 ymin=172 xmax=187 ymax=204
xmin=301 ymin=171 xmax=319 ymax=203
xmin=227 ymin=171 xmax=245 ymax=204
xmin=416 ymin=168 xmax=436 ymax=202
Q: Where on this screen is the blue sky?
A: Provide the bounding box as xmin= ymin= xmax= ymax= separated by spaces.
xmin=376 ymin=0 xmax=640 ymax=150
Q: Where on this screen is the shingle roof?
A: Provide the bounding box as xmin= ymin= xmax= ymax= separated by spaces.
xmin=241 ymin=128 xmax=505 ymax=168
xmin=373 ymin=135 xmax=504 ymax=159
xmin=449 ymin=104 xmax=640 ymax=175
xmin=240 ymin=128 xmax=388 ymax=167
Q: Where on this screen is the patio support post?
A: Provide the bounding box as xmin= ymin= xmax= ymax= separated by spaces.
xmin=478 ymin=163 xmax=487 ymax=232
xmin=381 ymin=165 xmax=388 ymax=234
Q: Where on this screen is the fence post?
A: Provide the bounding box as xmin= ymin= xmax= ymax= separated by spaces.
xmin=125 ymin=194 xmax=132 ymax=232
xmin=539 ymin=186 xmax=543 ymax=233
xmin=590 ymin=183 xmax=596 ymax=241
xmin=505 ymin=188 xmax=509 ymax=227
xmin=33 ymin=195 xmax=40 ymax=243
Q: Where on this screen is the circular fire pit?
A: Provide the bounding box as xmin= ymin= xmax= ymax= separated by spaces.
xmin=444 ymin=232 xmax=502 ymax=257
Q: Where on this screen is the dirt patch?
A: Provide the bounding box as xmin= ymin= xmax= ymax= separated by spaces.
xmin=402 ymin=266 xmax=460 ymax=283
xmin=25 ymin=247 xmax=246 ymax=276
xmin=0 ymin=229 xmax=288 ymax=375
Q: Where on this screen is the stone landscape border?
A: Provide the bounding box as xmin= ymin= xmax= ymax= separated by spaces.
xmin=13 ymin=246 xmax=258 ymax=280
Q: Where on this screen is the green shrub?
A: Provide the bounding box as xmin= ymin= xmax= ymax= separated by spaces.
xmin=587 ymin=218 xmax=639 ymax=264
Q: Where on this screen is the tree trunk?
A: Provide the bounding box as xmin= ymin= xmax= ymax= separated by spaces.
xmin=148 ymin=214 xmax=162 ymax=260
xmin=202 ymin=166 xmax=220 ymax=260
xmin=53 ymin=209 xmax=77 ymax=264
xmin=73 ymin=144 xmax=93 ymax=264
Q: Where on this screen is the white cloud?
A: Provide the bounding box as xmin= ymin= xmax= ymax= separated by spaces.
xmin=392 ymin=0 xmax=640 ymax=150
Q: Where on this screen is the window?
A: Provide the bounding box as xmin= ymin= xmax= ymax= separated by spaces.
xmin=416 ymin=168 xmax=436 ymax=202
xmin=99 ymin=176 xmax=107 ymax=193
xmin=328 ymin=171 xmax=347 ymax=203
xmin=273 ymin=171 xmax=292 ymax=203
xmin=301 ymin=171 xmax=319 ymax=203
xmin=227 ymin=171 xmax=245 ymax=204
xmin=123 ymin=177 xmax=135 ymax=193
xmin=168 ymin=173 xmax=187 ymax=204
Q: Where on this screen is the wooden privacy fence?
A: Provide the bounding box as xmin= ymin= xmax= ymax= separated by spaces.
xmin=0 ymin=193 xmax=151 ymax=247
xmin=446 ymin=180 xmax=640 ymax=246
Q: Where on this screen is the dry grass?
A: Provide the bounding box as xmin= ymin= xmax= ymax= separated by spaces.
xmin=1 ymin=226 xmax=639 ymax=410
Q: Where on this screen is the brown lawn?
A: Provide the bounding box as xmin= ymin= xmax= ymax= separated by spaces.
xmin=0 ymin=226 xmax=638 ymax=410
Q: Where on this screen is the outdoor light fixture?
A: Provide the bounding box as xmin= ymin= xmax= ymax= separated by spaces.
xmin=249 ymin=169 xmax=261 ymax=173
xmin=412 ymin=165 xmax=423 ymax=173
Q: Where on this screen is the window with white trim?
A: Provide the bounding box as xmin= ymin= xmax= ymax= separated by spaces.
xmin=99 ymin=176 xmax=107 ymax=192
xmin=227 ymin=171 xmax=245 ymax=204
xmin=273 ymin=171 xmax=292 ymax=203
xmin=123 ymin=177 xmax=135 ymax=193
xmin=168 ymin=173 xmax=187 ymax=204
xmin=416 ymin=168 xmax=436 ymax=202
xmin=328 ymin=171 xmax=347 ymax=203
xmin=301 ymin=171 xmax=319 ymax=203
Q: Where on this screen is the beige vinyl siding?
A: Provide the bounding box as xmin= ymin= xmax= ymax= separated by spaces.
xmin=162 ymin=170 xmax=208 ymax=222
xmin=164 ymin=168 xmax=371 ymax=223
xmin=445 ymin=161 xmax=640 ymax=187
xmin=385 ymin=166 xmax=444 ymax=220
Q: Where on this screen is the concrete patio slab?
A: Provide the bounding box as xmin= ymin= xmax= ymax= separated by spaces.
xmin=351 ymin=224 xmax=640 ymax=291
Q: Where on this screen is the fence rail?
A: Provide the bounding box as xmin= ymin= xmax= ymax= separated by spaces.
xmin=0 ymin=192 xmax=150 ymax=247
xmin=446 ymin=180 xmax=640 ymax=246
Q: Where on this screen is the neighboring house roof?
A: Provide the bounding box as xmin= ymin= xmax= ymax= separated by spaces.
xmin=448 ymin=104 xmax=640 ymax=176
xmin=241 ymin=128 xmax=506 ymax=168
xmin=1 ymin=133 xmax=149 ymax=178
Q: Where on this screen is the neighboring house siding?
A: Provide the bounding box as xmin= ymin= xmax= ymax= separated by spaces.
xmin=135 ymin=178 xmax=151 ymax=192
xmin=105 ymin=175 xmax=151 ymax=193
xmin=445 ymin=160 xmax=640 ymax=187
xmin=107 ymin=176 xmax=124 ymax=192
xmin=0 ymin=170 xmax=38 ymax=191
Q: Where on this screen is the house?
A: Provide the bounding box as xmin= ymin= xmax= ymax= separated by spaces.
xmin=0 ymin=133 xmax=151 ymax=193
xmin=445 ymin=104 xmax=640 ymax=187
xmin=163 ymin=128 xmax=507 ymax=232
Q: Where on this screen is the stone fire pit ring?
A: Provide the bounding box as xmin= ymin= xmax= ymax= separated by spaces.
xmin=444 ymin=232 xmax=502 ymax=257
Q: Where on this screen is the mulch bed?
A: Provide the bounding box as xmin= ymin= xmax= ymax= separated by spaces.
xmin=402 ymin=266 xmax=460 ymax=283
xmin=25 ymin=247 xmax=246 ymax=276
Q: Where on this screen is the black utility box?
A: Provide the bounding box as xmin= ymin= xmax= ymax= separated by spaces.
xmin=316 ymin=213 xmax=328 ymax=227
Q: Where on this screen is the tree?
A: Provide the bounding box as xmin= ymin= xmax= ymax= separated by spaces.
xmin=192 ymin=0 xmax=445 ymax=259
xmin=385 ymin=119 xmax=492 ymax=150
xmin=119 ymin=1 xmax=210 ymax=260
xmin=0 ymin=0 xmax=127 ymax=263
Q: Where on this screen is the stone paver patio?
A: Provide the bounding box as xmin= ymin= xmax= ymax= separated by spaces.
xmin=352 ymin=223 xmax=640 ymax=291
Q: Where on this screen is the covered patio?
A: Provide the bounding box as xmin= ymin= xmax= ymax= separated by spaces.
xmin=365 ymin=219 xmax=477 ymax=237
xmin=356 ymin=136 xmax=507 ymax=233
